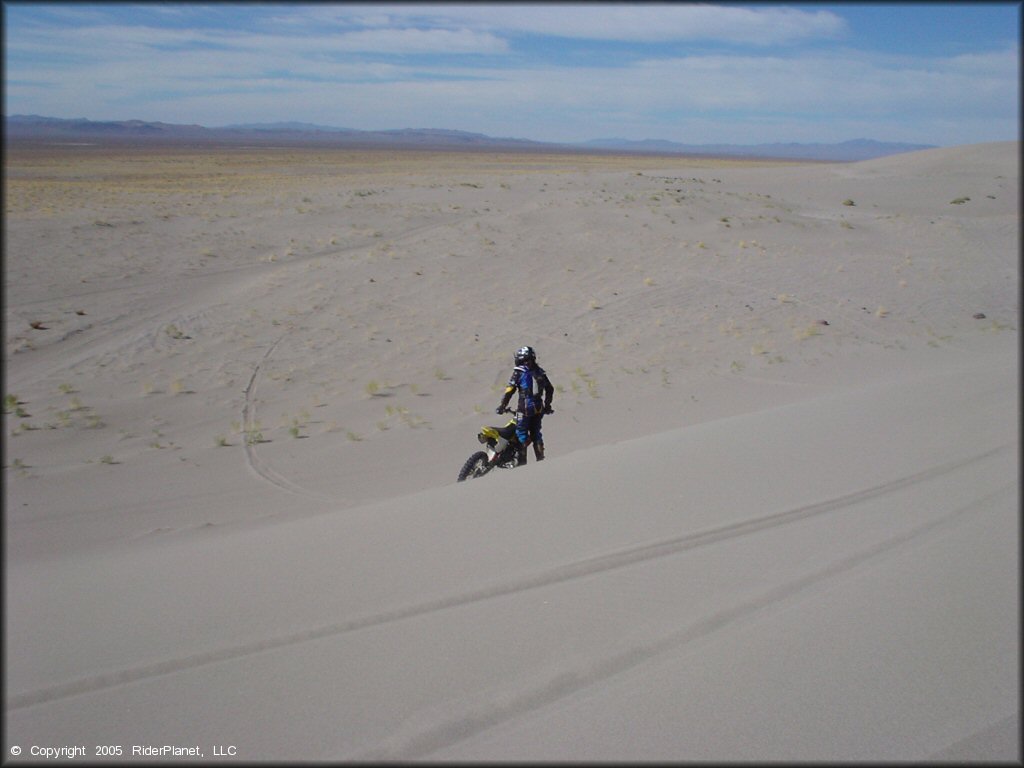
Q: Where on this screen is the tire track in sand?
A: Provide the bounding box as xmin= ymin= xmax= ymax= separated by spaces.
xmin=7 ymin=443 xmax=1011 ymax=712
xmin=234 ymin=207 xmax=495 ymax=501
xmin=241 ymin=333 xmax=334 ymax=500
xmin=360 ymin=479 xmax=1015 ymax=760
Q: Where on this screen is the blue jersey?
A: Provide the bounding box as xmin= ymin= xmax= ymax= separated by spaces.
xmin=505 ymin=364 xmax=552 ymax=415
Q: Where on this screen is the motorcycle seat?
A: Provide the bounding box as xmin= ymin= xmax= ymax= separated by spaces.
xmin=496 ymin=423 xmax=518 ymax=440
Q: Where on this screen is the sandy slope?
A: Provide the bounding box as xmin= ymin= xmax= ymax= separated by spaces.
xmin=4 ymin=142 xmax=1019 ymax=761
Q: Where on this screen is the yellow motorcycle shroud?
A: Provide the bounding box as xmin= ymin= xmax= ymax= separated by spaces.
xmin=479 ymin=419 xmax=516 ymax=439
xmin=478 ymin=419 xmax=517 ymax=461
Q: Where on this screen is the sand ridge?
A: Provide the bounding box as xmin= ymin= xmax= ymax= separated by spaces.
xmin=4 ymin=141 xmax=1019 ymax=761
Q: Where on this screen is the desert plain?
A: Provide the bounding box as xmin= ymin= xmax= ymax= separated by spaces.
xmin=3 ymin=140 xmax=1019 ymax=761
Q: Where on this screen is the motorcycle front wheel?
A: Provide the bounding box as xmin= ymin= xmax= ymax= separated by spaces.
xmin=457 ymin=451 xmax=491 ymax=482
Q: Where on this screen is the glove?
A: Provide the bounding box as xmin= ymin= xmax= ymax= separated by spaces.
xmin=543 ymin=404 xmax=554 ymax=415
xmin=496 ymin=406 xmax=506 ymax=415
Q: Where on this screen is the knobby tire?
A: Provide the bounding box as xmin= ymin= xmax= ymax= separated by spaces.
xmin=457 ymin=451 xmax=490 ymax=482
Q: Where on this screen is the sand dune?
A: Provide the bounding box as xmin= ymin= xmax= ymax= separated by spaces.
xmin=4 ymin=141 xmax=1018 ymax=761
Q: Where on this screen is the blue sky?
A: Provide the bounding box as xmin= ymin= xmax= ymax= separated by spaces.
xmin=4 ymin=3 xmax=1019 ymax=146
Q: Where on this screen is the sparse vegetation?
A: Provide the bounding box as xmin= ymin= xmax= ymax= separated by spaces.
xmin=793 ymin=323 xmax=823 ymax=341
xmin=574 ymin=368 xmax=599 ymax=398
xmin=6 ymin=144 xmax=1013 ymax=530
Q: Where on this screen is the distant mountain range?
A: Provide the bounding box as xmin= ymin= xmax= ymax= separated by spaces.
xmin=5 ymin=115 xmax=935 ymax=161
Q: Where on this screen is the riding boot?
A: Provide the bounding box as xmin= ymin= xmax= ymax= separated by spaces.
xmin=534 ymin=440 xmax=545 ymax=461
xmin=516 ymin=446 xmax=528 ymax=466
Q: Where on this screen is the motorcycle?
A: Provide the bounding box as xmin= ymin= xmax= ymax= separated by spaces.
xmin=457 ymin=411 xmax=522 ymax=482
xmin=458 ymin=404 xmax=554 ymax=482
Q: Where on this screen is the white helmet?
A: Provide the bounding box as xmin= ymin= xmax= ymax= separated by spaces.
xmin=515 ymin=346 xmax=536 ymax=365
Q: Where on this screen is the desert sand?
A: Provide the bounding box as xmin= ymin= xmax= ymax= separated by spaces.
xmin=4 ymin=140 xmax=1019 ymax=762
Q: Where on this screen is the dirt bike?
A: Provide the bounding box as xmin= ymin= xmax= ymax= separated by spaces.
xmin=457 ymin=411 xmax=523 ymax=482
xmin=457 ymin=403 xmax=553 ymax=481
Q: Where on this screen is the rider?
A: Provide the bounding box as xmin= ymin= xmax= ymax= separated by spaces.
xmin=497 ymin=345 xmax=554 ymax=465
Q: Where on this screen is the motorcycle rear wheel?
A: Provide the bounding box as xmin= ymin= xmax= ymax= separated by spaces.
xmin=457 ymin=451 xmax=491 ymax=482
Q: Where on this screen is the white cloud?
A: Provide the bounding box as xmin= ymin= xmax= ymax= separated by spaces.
xmin=10 ymin=40 xmax=1017 ymax=143
xmin=311 ymin=4 xmax=847 ymax=45
xmin=4 ymin=4 xmax=1017 ymax=146
xmin=325 ymin=28 xmax=508 ymax=54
